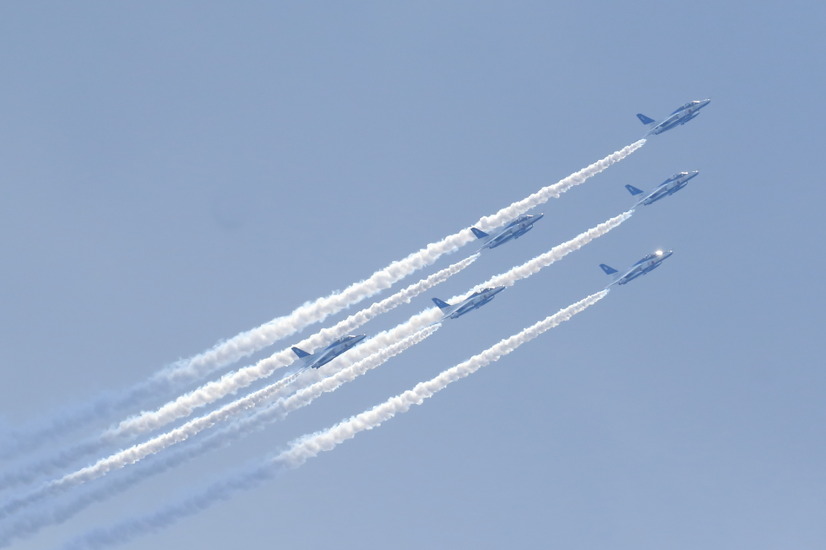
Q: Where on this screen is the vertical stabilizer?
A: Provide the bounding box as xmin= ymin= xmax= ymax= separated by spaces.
xmin=291 ymin=347 xmax=311 ymax=359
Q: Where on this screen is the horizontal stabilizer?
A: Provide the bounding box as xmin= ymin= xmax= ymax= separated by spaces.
xmin=636 ymin=113 xmax=655 ymax=125
xmin=291 ymin=346 xmax=310 ymax=359
xmin=625 ymin=184 xmax=644 ymax=196
xmin=471 ymin=227 xmax=489 ymax=239
xmin=431 ymin=297 xmax=451 ymax=311
xmin=599 ymin=264 xmax=618 ymax=275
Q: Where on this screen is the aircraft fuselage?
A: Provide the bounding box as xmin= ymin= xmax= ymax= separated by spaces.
xmin=435 ymin=286 xmax=506 ymax=320
xmin=616 ymin=251 xmax=673 ymax=285
xmin=298 ymin=334 xmax=367 ymax=369
xmin=648 ymin=100 xmax=710 ymax=135
xmin=482 ymin=214 xmax=544 ymax=249
xmin=640 ymin=171 xmax=699 ymax=205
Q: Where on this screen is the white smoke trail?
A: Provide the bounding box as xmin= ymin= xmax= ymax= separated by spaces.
xmin=59 ymin=465 xmax=280 ymax=550
xmin=22 ymin=207 xmax=629 ymax=500
xmin=0 ymin=368 xmax=301 ymax=520
xmin=58 ymin=291 xmax=608 ymax=550
xmin=228 ymin=322 xmax=442 ymax=426
xmin=107 ymin=255 xmax=476 ymax=441
xmin=486 ymin=210 xmax=633 ymax=289
xmin=0 ymin=308 xmax=448 ymax=519
xmin=2 ymin=424 xmax=244 ymax=547
xmin=1 ymin=326 xmax=439 ymax=521
xmin=475 ymin=139 xmax=645 ymax=228
xmin=113 ymin=139 xmax=643 ymax=439
xmin=0 ymin=255 xmax=477 ymax=495
xmin=0 ymin=380 xmax=173 ymax=465
xmin=258 ymin=208 xmax=633 ymax=411
xmin=0 ymin=328 xmax=441 ymax=547
xmin=279 ymin=290 xmax=609 ymax=466
xmin=282 ymin=307 xmax=442 ymax=393
xmin=0 ymin=439 xmax=108 ymax=497
xmin=160 ymin=139 xmax=644 ymax=384
xmin=30 ymin=366 xmax=298 ymax=498
xmin=3 ymin=139 xmax=643 ymax=464
xmin=64 ymin=311 xmax=444 ymax=498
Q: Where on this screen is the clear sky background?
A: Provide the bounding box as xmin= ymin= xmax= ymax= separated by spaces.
xmin=2 ymin=2 xmax=825 ymax=549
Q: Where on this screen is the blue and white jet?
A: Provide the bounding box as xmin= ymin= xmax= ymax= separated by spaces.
xmin=470 ymin=213 xmax=544 ymax=250
xmin=600 ymin=249 xmax=673 ymax=286
xmin=432 ymin=286 xmax=506 ymax=320
xmin=637 ymin=99 xmax=711 ymax=135
xmin=291 ymin=334 xmax=366 ymax=369
xmin=626 ymin=171 xmax=699 ymax=206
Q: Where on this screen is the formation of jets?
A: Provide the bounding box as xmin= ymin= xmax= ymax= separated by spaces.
xmin=284 ymin=99 xmax=708 ymax=370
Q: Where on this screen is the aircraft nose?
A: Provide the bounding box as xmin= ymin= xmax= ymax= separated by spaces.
xmin=534 ymin=213 xmax=544 ymax=220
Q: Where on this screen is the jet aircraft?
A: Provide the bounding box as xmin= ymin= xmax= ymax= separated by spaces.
xmin=600 ymin=249 xmax=673 ymax=286
xmin=432 ymin=286 xmax=506 ymax=320
xmin=291 ymin=334 xmax=366 ymax=369
xmin=470 ymin=213 xmax=544 ymax=250
xmin=626 ymin=171 xmax=699 ymax=206
xmin=637 ymin=99 xmax=711 ymax=135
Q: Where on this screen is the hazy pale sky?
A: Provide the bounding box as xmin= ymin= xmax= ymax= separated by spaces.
xmin=2 ymin=2 xmax=825 ymax=549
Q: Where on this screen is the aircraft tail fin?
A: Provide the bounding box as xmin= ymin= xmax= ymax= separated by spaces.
xmin=636 ymin=113 xmax=656 ymax=126
xmin=291 ymin=346 xmax=311 ymax=359
xmin=470 ymin=227 xmax=489 ymax=239
xmin=599 ymin=264 xmax=618 ymax=276
xmin=625 ymin=184 xmax=644 ymax=196
xmin=431 ymin=297 xmax=451 ymax=311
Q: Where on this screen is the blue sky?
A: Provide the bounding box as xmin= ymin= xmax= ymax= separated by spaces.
xmin=2 ymin=2 xmax=825 ymax=549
